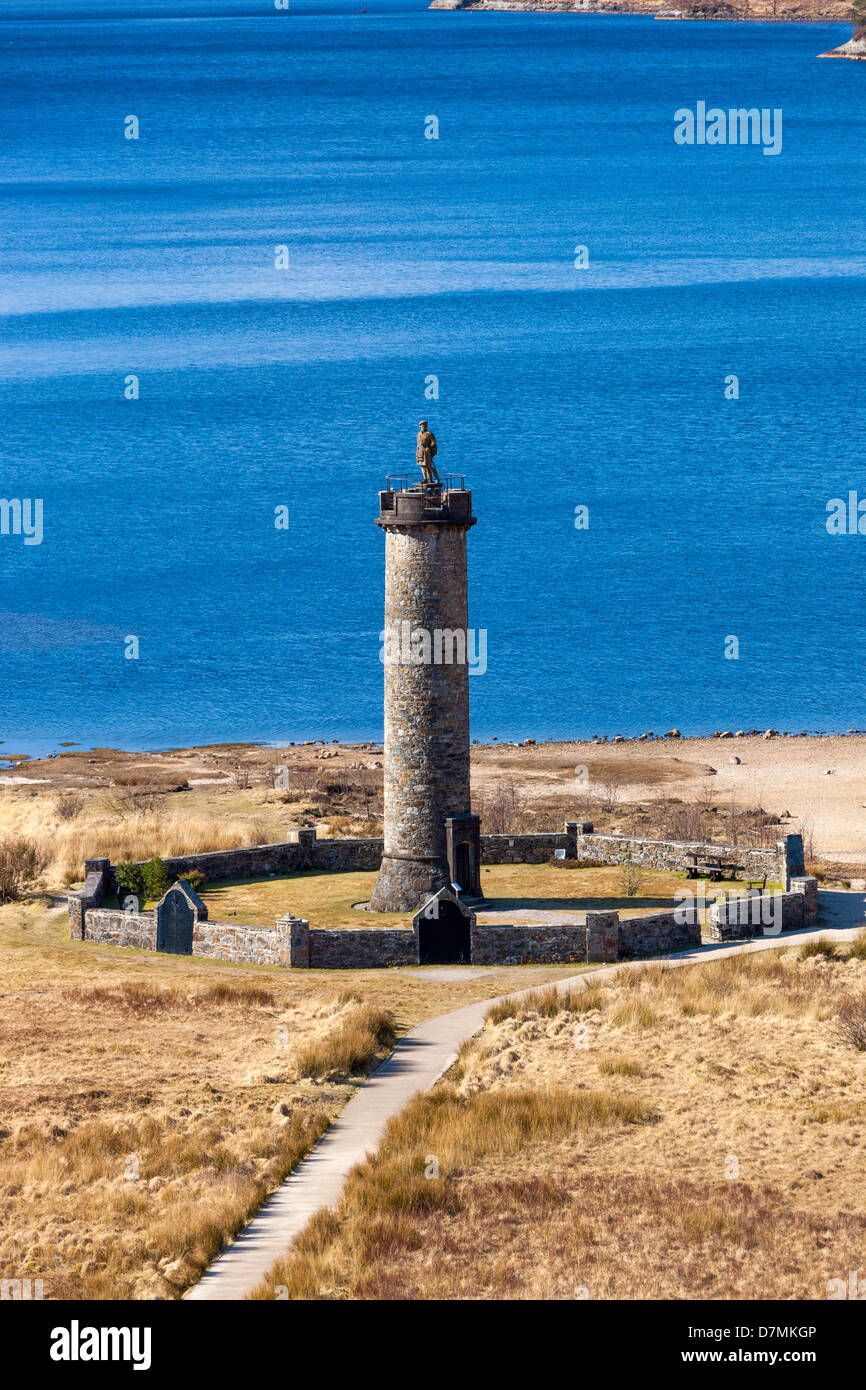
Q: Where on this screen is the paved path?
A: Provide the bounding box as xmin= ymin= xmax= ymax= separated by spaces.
xmin=186 ymin=909 xmax=860 ymax=1302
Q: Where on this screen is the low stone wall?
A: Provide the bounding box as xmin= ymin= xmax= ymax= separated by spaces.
xmin=470 ymin=922 xmax=588 ymax=967
xmin=617 ymin=908 xmax=701 ymax=958
xmin=469 ymin=908 xmax=700 ymax=968
xmin=308 ymin=927 xmax=417 ymax=969
xmin=134 ymin=833 xmax=383 ymax=884
xmin=192 ymin=920 xmax=291 ymax=966
xmin=80 ymin=908 xmax=304 ymax=966
xmin=82 ymin=909 xmax=157 ymax=952
xmin=80 ymin=828 xmax=802 ymax=900
xmin=572 ymin=832 xmax=779 ymax=879
xmin=708 ymin=877 xmax=819 ymax=942
xmin=480 ymin=832 xmax=568 ymax=864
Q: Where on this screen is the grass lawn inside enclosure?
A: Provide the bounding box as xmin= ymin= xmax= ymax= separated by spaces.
xmin=200 ymin=863 xmax=780 ymax=929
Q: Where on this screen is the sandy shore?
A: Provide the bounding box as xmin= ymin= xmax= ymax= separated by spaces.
xmin=471 ymin=734 xmax=866 ymax=863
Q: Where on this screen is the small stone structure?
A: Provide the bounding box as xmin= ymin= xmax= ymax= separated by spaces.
xmin=155 ymin=880 xmax=208 ymax=956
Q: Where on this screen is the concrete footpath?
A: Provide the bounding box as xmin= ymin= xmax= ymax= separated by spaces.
xmin=186 ymin=908 xmax=863 ymax=1302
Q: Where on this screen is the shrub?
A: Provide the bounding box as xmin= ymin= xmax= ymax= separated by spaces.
xmin=55 ymin=791 xmax=83 ymax=821
xmin=830 ymin=994 xmax=866 ymax=1051
xmin=141 ymin=856 xmax=170 ymax=903
xmin=185 ymin=869 xmax=206 ymax=894
xmin=0 ymin=838 xmax=47 ymax=903
xmin=114 ymin=859 xmax=145 ymax=904
xmin=619 ymin=859 xmax=645 ymax=898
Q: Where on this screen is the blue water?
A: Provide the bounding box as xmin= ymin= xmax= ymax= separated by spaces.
xmin=1 ymin=0 xmax=864 ymax=753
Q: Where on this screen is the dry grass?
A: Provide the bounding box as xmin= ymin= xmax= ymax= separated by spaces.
xmin=0 ymin=789 xmax=295 ymax=889
xmin=251 ymin=1085 xmax=653 ymax=1299
xmin=0 ymin=901 xmax=582 ymax=1299
xmin=251 ymin=942 xmax=866 ymax=1300
xmin=295 ymin=1003 xmax=396 ymax=1079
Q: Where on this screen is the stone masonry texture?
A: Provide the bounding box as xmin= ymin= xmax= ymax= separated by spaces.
xmin=370 ymin=499 xmax=475 ymax=912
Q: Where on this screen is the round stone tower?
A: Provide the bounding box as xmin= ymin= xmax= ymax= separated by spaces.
xmin=369 ymin=460 xmax=480 ymax=913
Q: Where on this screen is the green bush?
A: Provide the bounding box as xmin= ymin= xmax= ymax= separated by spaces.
xmin=114 ymin=859 xmax=145 ymax=904
xmin=141 ymin=856 xmax=169 ymax=904
xmin=185 ymin=869 xmax=206 ymax=894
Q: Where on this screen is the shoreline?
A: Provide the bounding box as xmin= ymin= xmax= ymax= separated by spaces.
xmin=2 ymin=724 xmax=866 ymax=766
xmin=428 ymin=1 xmax=852 ymax=24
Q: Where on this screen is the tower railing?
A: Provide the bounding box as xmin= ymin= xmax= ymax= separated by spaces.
xmin=384 ymin=473 xmax=466 ymax=493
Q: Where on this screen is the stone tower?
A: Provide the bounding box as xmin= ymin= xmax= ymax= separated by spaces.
xmin=369 ymin=458 xmax=481 ymax=913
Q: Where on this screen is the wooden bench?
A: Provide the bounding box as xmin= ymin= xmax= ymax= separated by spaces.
xmin=684 ymin=854 xmax=745 ymax=882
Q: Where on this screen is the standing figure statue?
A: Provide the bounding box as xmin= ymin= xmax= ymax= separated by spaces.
xmin=416 ymin=420 xmax=441 ymax=486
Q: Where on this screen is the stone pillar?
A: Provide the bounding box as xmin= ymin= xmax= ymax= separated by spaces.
xmin=585 ymin=910 xmax=619 ymax=963
xmin=276 ymin=915 xmax=310 ymax=968
xmin=778 ymin=834 xmax=805 ymax=891
xmin=291 ymin=829 xmax=317 ymax=869
xmin=370 ymin=480 xmax=477 ymax=913
xmin=790 ymin=876 xmax=819 ymax=925
xmin=68 ymin=896 xmax=85 ymax=940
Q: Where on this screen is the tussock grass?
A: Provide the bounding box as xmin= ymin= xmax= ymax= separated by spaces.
xmin=598 ymin=1055 xmax=644 ymax=1077
xmin=609 ymin=951 xmax=848 ymax=1024
xmin=846 ymin=930 xmax=866 ymax=961
xmin=800 ymin=937 xmax=837 ymax=960
xmin=486 ymin=980 xmax=604 ymax=1027
xmin=0 ymin=792 xmax=295 ymax=888
xmin=252 ymin=1083 xmax=652 ymax=1299
xmin=62 ymin=980 xmax=275 ymax=1014
xmin=295 ymin=1003 xmax=396 ymax=1079
xmin=610 ymin=998 xmax=660 ymax=1030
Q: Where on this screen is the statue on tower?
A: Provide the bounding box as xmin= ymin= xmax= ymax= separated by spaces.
xmin=416 ymin=420 xmax=440 ymax=486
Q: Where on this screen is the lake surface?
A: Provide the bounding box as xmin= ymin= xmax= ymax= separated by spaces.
xmin=1 ymin=0 xmax=864 ymax=753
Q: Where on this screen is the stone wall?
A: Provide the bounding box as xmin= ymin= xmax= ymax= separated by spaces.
xmin=82 ymin=909 xmax=158 ymax=952
xmin=192 ymin=919 xmax=292 ymax=966
xmin=469 ymin=908 xmax=700 ymax=968
xmin=480 ymin=832 xmax=568 ymax=864
xmin=80 ymin=909 xmax=307 ymax=966
xmin=708 ymin=877 xmax=819 ymax=942
xmin=617 ymin=907 xmax=701 ymax=958
xmin=131 ymin=831 xmax=382 ymax=885
xmin=571 ymin=830 xmax=780 ymax=879
xmin=470 ymin=922 xmax=589 ymax=967
xmin=82 ymin=827 xmax=801 ymax=899
xmin=308 ymin=927 xmax=417 ymax=969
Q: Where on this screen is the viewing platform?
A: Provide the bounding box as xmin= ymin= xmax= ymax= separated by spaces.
xmin=376 ymin=476 xmax=475 ymax=528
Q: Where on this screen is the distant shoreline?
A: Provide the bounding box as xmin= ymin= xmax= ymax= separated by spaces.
xmin=428 ymin=1 xmax=851 ymax=25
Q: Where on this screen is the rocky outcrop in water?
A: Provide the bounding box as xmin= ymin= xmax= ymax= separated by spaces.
xmin=819 ymin=26 xmax=866 ymax=57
